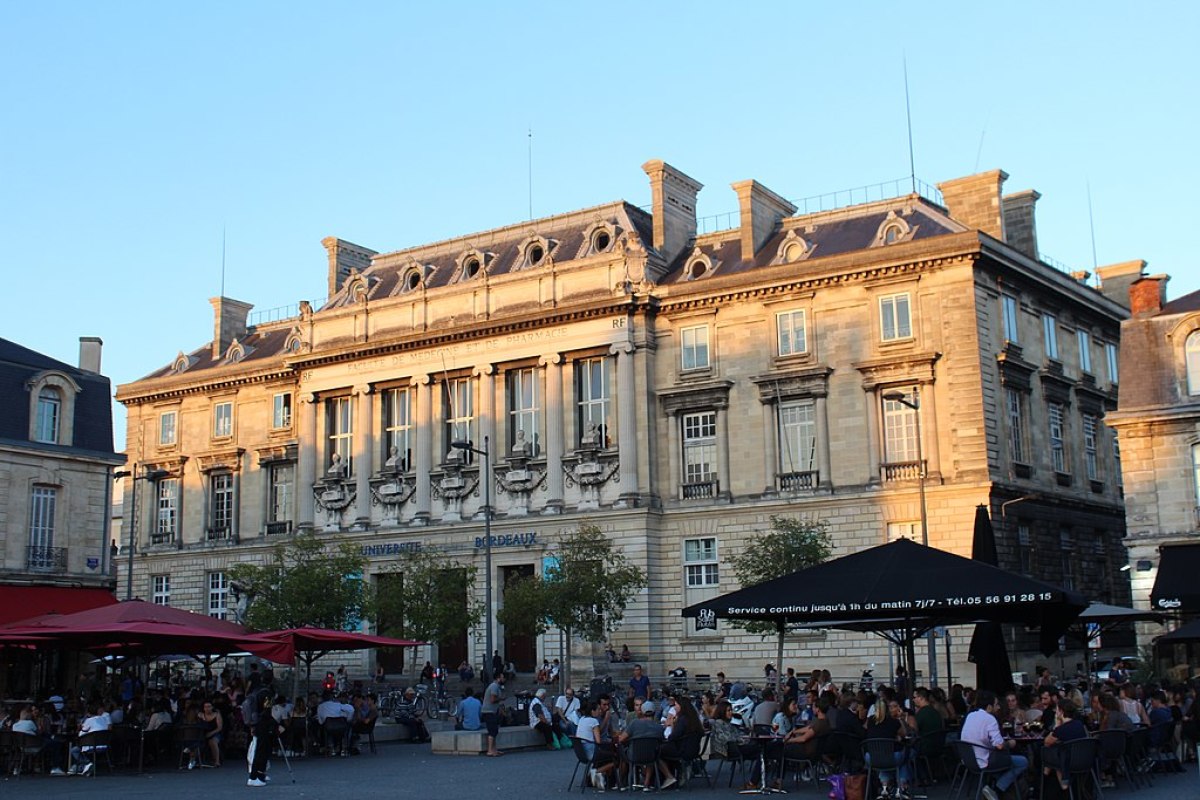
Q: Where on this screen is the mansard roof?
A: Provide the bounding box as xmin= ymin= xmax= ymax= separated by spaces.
xmin=1158 ymin=288 xmax=1200 ymax=316
xmin=137 ymin=326 xmax=294 ymax=382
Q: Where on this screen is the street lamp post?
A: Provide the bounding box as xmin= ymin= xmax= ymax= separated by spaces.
xmin=451 ymin=435 xmax=492 ymax=684
xmin=114 ymin=466 xmax=169 ymax=601
xmin=883 ymin=388 xmax=937 ymax=686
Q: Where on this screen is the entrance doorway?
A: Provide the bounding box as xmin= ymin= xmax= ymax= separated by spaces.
xmin=374 ymin=573 xmax=405 ymax=675
xmin=437 ymin=568 xmax=469 ymax=671
xmin=501 ymin=564 xmax=537 ymax=672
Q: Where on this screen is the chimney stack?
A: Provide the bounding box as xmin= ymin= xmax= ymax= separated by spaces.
xmin=1128 ymin=275 xmax=1170 ymax=317
xmin=642 ymin=160 xmax=703 ymax=266
xmin=938 ymin=169 xmax=1009 ymax=241
xmin=209 ymin=297 xmax=254 ymax=359
xmin=731 ymin=180 xmax=797 ymax=260
xmin=78 ymin=337 xmax=103 ymax=373
xmin=1096 ymin=260 xmax=1147 ymax=309
xmin=1001 ymin=189 xmax=1040 ymax=260
xmin=322 ymin=237 xmax=378 ymax=298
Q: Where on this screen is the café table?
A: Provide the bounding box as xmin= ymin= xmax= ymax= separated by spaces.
xmin=740 ymin=732 xmax=787 ymax=795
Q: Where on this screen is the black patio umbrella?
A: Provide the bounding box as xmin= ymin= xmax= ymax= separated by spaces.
xmin=1070 ymin=603 xmax=1165 ymax=678
xmin=682 ymin=537 xmax=1086 ymax=677
xmin=968 ymin=505 xmax=1014 ymax=694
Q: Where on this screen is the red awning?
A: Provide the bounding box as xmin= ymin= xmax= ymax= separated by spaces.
xmin=0 ymin=586 xmax=117 ymax=626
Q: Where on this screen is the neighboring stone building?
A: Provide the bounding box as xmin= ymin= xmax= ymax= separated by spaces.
xmin=1105 ymin=274 xmax=1200 ymax=642
xmin=115 ymin=160 xmax=1132 ymax=682
xmin=0 ymin=337 xmax=123 ymax=693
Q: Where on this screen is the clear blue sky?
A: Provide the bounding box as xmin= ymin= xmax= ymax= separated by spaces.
xmin=4 ymin=2 xmax=1197 ymax=452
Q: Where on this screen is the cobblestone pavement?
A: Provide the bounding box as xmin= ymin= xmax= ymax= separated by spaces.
xmin=1 ymin=742 xmax=1196 ymax=799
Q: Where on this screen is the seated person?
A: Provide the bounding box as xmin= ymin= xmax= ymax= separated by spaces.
xmin=620 ymin=645 xmax=632 ymax=663
xmin=1042 ymin=699 xmax=1088 ymax=789
xmin=393 ymin=687 xmax=431 ymax=742
xmin=69 ymin=703 xmax=111 ymax=775
xmin=554 ymin=687 xmax=581 ymax=735
xmin=962 ymin=691 xmax=1028 ymax=800
xmin=455 ymin=688 xmax=482 ymax=732
xmin=457 ymin=660 xmax=475 ymax=683
xmin=578 ymin=700 xmax=621 ymax=790
xmin=618 ymin=699 xmax=666 ymax=787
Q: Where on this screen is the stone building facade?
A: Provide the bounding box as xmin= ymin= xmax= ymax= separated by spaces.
xmin=0 ymin=337 xmax=123 ymax=693
xmin=1105 ymin=276 xmax=1200 ymax=644
xmin=115 ymin=160 xmax=1132 ymax=682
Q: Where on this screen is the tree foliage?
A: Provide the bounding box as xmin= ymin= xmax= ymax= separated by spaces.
xmin=228 ymin=532 xmax=372 ymax=631
xmin=498 ymin=523 xmax=647 ymax=642
xmin=728 ymin=515 xmax=832 ymax=637
xmin=374 ymin=547 xmax=483 ymax=646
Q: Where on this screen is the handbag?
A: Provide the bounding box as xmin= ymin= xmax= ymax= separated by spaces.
xmin=827 ymin=772 xmax=845 ymax=800
xmin=844 ymin=772 xmax=867 ymax=800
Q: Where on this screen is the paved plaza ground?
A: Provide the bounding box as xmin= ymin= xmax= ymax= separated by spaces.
xmin=2 ymin=741 xmax=1197 ymax=800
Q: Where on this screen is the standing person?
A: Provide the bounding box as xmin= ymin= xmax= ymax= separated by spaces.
xmin=961 ymin=690 xmax=1027 ymax=800
xmin=481 ymin=671 xmax=506 ymax=756
xmin=784 ymin=668 xmax=800 ymax=701
xmin=628 ymin=664 xmax=651 ymax=702
xmin=894 ymin=665 xmax=910 ymax=702
xmin=247 ymin=693 xmax=281 ymax=787
xmin=491 ymin=651 xmax=504 ymax=682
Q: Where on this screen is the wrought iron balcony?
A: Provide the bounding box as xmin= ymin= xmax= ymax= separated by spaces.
xmin=27 ymin=546 xmax=67 ymax=572
xmin=150 ymin=531 xmax=176 ymax=545
xmin=206 ymin=526 xmax=233 ymax=541
xmin=881 ymin=460 xmax=925 ymax=482
xmin=778 ymin=471 xmax=819 ymax=492
xmin=681 ymin=479 xmax=719 ymax=500
xmin=266 ymin=520 xmax=293 ymax=536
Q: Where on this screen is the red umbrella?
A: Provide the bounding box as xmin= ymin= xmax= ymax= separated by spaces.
xmin=249 ymin=627 xmax=426 ymax=688
xmin=0 ymin=599 xmax=290 ymax=662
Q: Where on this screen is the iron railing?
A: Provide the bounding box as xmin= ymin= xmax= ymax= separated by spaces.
xmin=266 ymin=521 xmax=293 ymax=536
xmin=27 ymin=545 xmax=67 ymax=572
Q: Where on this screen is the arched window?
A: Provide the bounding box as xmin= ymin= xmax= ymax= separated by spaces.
xmin=35 ymin=386 xmax=61 ymax=443
xmin=1187 ymin=331 xmax=1200 ymax=394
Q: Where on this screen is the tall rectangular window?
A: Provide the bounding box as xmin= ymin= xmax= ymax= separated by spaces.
xmin=1059 ymin=530 xmax=1075 ymax=590
xmin=272 ymin=393 xmax=293 ymax=429
xmin=213 ymin=401 xmax=233 ymax=438
xmin=1105 ymin=342 xmax=1119 ymax=386
xmin=684 ymin=537 xmax=719 ymax=587
xmin=326 ymin=396 xmax=354 ymax=475
xmin=1077 ymin=329 xmax=1092 ymax=374
xmin=1114 ymin=433 xmax=1122 ymax=488
xmin=1083 ymin=414 xmax=1099 ymax=480
xmin=207 ymin=572 xmax=228 ymax=620
xmin=28 ymin=485 xmax=57 ymax=569
xmin=1048 ymin=402 xmax=1067 ymax=473
xmin=35 ymin=388 xmax=60 ymax=443
xmin=209 ymin=473 xmax=233 ymax=539
xmin=268 ymin=464 xmax=294 ymax=532
xmin=681 ymin=326 xmax=710 ymax=371
xmin=443 ymin=378 xmax=475 ymax=463
xmin=575 ymin=357 xmax=611 ymax=448
xmin=152 ymin=575 xmax=170 ymax=606
xmin=778 ymin=400 xmax=817 ymax=476
xmin=887 ymin=521 xmax=920 ymax=541
xmin=776 ymin=310 xmax=808 ymax=356
xmin=1007 ymin=389 xmax=1028 ymax=464
xmin=682 ymin=411 xmax=717 ymax=486
xmin=382 ymin=388 xmax=413 ymax=471
xmin=879 ymin=293 xmax=912 ymax=341
xmin=882 ymin=394 xmax=919 ymax=463
xmin=1042 ymin=314 xmax=1059 ymax=360
xmin=1016 ymin=524 xmax=1033 ymax=576
xmin=1001 ymin=294 xmax=1020 ymax=344
xmin=159 ymin=411 xmax=177 ymax=446
xmin=507 ymin=367 xmax=541 ymax=456
xmin=154 ymin=478 xmax=178 ymax=544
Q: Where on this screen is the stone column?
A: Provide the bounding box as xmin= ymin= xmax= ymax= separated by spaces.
xmin=816 ymin=394 xmax=833 ymax=491
xmin=667 ymin=409 xmax=680 ymax=500
xmin=920 ymin=383 xmax=942 ymax=481
xmin=353 ymin=384 xmax=373 ymax=530
xmin=716 ymin=400 xmax=731 ymax=501
xmin=232 ymin=455 xmax=242 ymax=541
xmin=413 ymin=376 xmax=433 ymax=525
xmin=612 ymin=343 xmax=639 ymax=505
xmin=540 ymin=354 xmax=564 ymax=514
xmin=475 ymin=365 xmax=496 ymax=462
xmin=762 ymin=401 xmax=777 ymax=495
xmin=297 ymin=393 xmax=317 ymax=530
xmin=865 ymin=388 xmax=881 ymax=486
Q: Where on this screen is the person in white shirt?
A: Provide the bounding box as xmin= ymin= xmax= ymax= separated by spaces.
xmin=529 ymin=688 xmax=559 ymax=749
xmin=70 ymin=704 xmax=111 ymax=775
xmin=961 ymin=690 xmax=1028 ymax=800
xmin=555 ymin=687 xmax=581 ymax=734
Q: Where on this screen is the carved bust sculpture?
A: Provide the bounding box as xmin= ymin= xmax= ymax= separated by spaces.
xmin=385 ymin=446 xmax=402 ymax=469
xmin=512 ymin=429 xmax=530 ymax=454
xmin=328 ymin=452 xmax=346 ymax=478
xmin=581 ymin=421 xmax=600 ymax=446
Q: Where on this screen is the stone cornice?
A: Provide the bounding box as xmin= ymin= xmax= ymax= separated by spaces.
xmin=116 ymin=366 xmax=294 ymax=406
xmin=657 ymin=380 xmax=735 ymax=416
xmin=749 ymin=366 xmax=834 ymax=402
xmin=854 ymin=352 xmax=941 ymax=389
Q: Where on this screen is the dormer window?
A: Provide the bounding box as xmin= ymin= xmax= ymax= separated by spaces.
xmin=774 ymin=230 xmax=814 ymax=264
xmin=456 ymin=249 xmax=490 ymax=282
xmin=583 ymin=221 xmax=619 ymax=257
xmin=528 ymin=243 xmax=545 ymax=265
xmin=225 ymin=339 xmax=246 ymax=364
xmin=34 ymin=387 xmax=61 ymax=444
xmin=405 ymin=270 xmax=422 ymax=291
xmin=683 ymin=248 xmax=715 ymax=281
xmin=172 ymin=352 xmax=192 ymax=374
xmin=26 ymin=371 xmax=80 ymax=447
xmin=592 ymin=229 xmax=612 ymax=253
xmin=284 ymin=329 xmax=304 ymax=354
xmin=464 ymin=257 xmax=481 ymax=278
xmin=873 ymin=210 xmax=917 ymax=247
xmin=349 ymin=277 xmax=370 ymax=303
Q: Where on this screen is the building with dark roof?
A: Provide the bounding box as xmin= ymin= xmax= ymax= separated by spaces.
xmin=1105 ymin=275 xmax=1200 ymax=639
xmin=115 ymin=159 xmax=1134 ymax=681
xmin=0 ymin=336 xmax=123 ymax=692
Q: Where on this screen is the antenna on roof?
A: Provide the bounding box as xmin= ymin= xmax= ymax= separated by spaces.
xmin=1087 ymin=180 xmax=1099 ymax=271
xmin=527 ymin=127 xmax=534 ymax=221
xmin=903 ymin=55 xmax=916 ymax=194
xmin=973 ymin=113 xmax=989 ymax=173
xmin=220 ymin=225 xmax=227 ymax=297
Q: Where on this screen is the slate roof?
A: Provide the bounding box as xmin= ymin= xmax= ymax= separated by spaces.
xmin=138 ymin=327 xmax=294 ymax=381
xmin=0 ymin=338 xmax=117 ymax=456
xmin=1158 ymin=289 xmax=1200 ymax=316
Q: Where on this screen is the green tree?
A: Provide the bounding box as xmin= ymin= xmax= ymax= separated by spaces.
xmin=374 ymin=547 xmax=483 ymax=675
xmin=498 ymin=523 xmax=646 ymax=689
xmin=728 ymin=516 xmax=833 ymax=676
xmin=228 ymin=532 xmax=372 ymax=631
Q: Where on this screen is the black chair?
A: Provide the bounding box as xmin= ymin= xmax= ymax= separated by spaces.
xmin=779 ymin=738 xmax=820 ymax=790
xmin=1096 ymin=729 xmax=1136 ymax=791
xmin=829 ymin=730 xmax=865 ymax=774
xmin=323 ymin=717 xmax=350 ymax=756
xmin=13 ymin=731 xmax=46 ymax=777
xmin=951 ymin=739 xmax=1011 ymax=800
xmin=1127 ymin=726 xmax=1155 ymax=787
xmin=678 ymin=731 xmax=711 ymax=788
xmin=75 ymin=729 xmax=113 ymax=776
xmin=916 ymin=727 xmax=949 ymax=784
xmin=0 ymin=730 xmax=15 ymax=776
xmin=567 ymin=736 xmax=596 ymax=793
xmin=626 ymin=736 xmax=662 ymax=791
xmin=863 ymin=737 xmax=905 ymax=798
xmin=1040 ymin=737 xmax=1102 ymax=800
xmin=175 ymin=723 xmax=208 ymax=769
xmin=712 ymin=739 xmax=753 ymax=788
xmin=1148 ymin=720 xmax=1182 ymax=772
